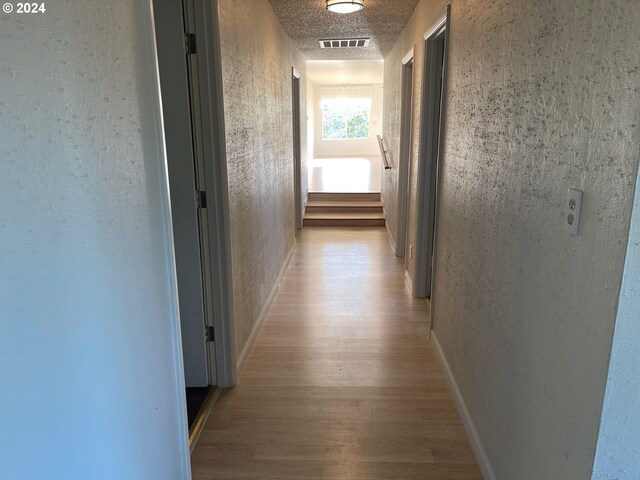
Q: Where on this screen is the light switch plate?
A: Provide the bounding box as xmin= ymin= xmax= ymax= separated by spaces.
xmin=565 ymin=189 xmax=583 ymax=236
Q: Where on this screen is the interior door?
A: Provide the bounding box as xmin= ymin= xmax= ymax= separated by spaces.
xmin=425 ymin=35 xmax=446 ymax=296
xmin=153 ymin=0 xmax=210 ymax=387
xmin=396 ymin=57 xmax=414 ymax=257
xmin=182 ymin=0 xmax=219 ymax=386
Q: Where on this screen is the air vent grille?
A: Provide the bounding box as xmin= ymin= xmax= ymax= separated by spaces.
xmin=319 ymin=38 xmax=371 ymax=49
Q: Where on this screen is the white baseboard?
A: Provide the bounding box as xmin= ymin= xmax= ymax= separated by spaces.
xmin=404 ymin=269 xmax=413 ymax=295
xmin=431 ymin=332 xmax=498 ymax=480
xmin=237 ymin=240 xmax=296 ymax=374
xmin=383 ymin=211 xmax=397 ymax=252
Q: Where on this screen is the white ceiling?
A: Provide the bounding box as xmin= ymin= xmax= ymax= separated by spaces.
xmin=268 ymin=0 xmax=420 ymax=60
xmin=307 ymin=60 xmax=384 ymax=85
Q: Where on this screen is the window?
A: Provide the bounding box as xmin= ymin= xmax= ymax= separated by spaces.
xmin=320 ymin=86 xmax=372 ymax=141
xmin=321 ymin=98 xmax=371 ymax=140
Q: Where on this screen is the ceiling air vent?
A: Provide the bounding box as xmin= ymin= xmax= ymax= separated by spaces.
xmin=319 ymin=38 xmax=371 ymax=49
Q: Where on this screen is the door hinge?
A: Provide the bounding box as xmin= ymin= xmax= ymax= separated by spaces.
xmin=196 ymin=190 xmax=207 ymax=209
xmin=185 ymin=33 xmax=197 ymax=55
xmin=206 ymin=325 xmax=215 ymax=342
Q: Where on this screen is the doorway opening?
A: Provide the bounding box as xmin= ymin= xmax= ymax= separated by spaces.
xmin=153 ymin=0 xmax=235 ymax=438
xmin=395 ymin=51 xmax=414 ymax=257
xmin=292 ymin=69 xmax=303 ymax=230
xmin=414 ymin=9 xmax=450 ymax=307
xmin=304 ymin=60 xmax=385 ymax=227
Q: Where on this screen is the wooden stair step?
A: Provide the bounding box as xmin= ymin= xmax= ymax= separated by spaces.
xmin=306 ymin=201 xmax=383 ymax=208
xmin=305 ymin=201 xmax=383 ymax=214
xmin=304 ymin=212 xmax=385 ymax=219
xmin=307 ymin=192 xmax=381 ymax=202
xmin=303 ymin=212 xmax=386 ymax=227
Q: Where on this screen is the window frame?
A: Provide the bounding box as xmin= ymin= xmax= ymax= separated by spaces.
xmin=319 ymin=86 xmax=373 ymax=141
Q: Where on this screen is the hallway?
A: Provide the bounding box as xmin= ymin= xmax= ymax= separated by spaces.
xmin=191 ymin=228 xmax=482 ymax=479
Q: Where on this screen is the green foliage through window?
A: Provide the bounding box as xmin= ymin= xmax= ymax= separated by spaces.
xmin=322 ymin=98 xmax=371 ymax=140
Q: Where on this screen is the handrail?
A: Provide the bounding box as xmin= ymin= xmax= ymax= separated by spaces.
xmin=377 ymin=134 xmax=392 ymax=170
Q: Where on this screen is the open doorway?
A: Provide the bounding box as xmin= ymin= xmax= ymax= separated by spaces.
xmin=414 ymin=8 xmax=450 ymax=304
xmin=304 ymin=60 xmax=385 ymax=227
xmin=153 ymin=0 xmax=235 ymax=440
xmin=395 ymin=52 xmax=415 ymax=257
xmin=292 ymin=68 xmax=303 ymax=230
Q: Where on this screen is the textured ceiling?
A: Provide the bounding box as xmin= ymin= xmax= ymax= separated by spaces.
xmin=268 ymin=0 xmax=420 ymax=60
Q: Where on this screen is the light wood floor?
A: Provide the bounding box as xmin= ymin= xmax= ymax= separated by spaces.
xmin=191 ymin=227 xmax=482 ymax=479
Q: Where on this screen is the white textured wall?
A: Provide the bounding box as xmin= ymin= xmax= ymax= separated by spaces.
xmin=218 ymin=0 xmax=307 ymax=364
xmin=383 ymin=0 xmax=640 ymax=478
xmin=0 ymin=1 xmax=190 ymax=478
xmin=592 ymin=165 xmax=640 ymax=479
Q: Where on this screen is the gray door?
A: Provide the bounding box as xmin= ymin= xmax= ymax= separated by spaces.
xmin=154 ymin=0 xmax=209 ymax=387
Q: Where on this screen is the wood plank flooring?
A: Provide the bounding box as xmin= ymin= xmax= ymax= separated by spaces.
xmin=191 ymin=227 xmax=482 ymax=479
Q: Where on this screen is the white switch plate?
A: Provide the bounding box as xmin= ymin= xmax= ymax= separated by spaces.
xmin=565 ymin=189 xmax=583 ymax=236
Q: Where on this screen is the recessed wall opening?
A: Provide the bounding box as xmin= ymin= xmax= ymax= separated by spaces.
xmin=292 ymin=68 xmax=303 ymax=229
xmin=303 ymin=60 xmax=386 ymax=228
xmin=153 ymin=0 xmax=215 ymax=427
xmin=153 ymin=0 xmax=235 ymax=443
xmin=414 ymin=12 xmax=449 ymax=302
xmin=395 ymin=52 xmax=415 ymax=257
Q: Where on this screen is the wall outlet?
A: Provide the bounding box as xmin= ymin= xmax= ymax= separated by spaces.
xmin=565 ymin=189 xmax=583 ymax=236
xmin=409 ymin=244 xmax=414 ymax=259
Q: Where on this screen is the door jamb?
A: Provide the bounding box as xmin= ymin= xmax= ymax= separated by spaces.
xmin=395 ymin=48 xmax=415 ymax=257
xmin=153 ymin=0 xmax=212 ymax=387
xmin=147 ymin=2 xmax=191 ymax=475
xmin=188 ymin=0 xmax=237 ymax=387
xmin=292 ymin=68 xmax=303 ymax=230
xmin=418 ymin=5 xmax=451 ymax=334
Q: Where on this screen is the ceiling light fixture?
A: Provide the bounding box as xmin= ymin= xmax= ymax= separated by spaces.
xmin=326 ymin=0 xmax=364 ymax=14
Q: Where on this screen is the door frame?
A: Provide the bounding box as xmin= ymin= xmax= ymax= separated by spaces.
xmin=153 ymin=0 xmax=211 ymax=387
xmin=292 ymin=68 xmax=303 ymax=230
xmin=395 ymin=49 xmax=415 ymax=257
xmin=415 ymin=6 xmax=451 ymax=331
xmin=181 ymin=0 xmax=237 ymax=387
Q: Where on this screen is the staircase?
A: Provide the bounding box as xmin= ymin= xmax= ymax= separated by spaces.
xmin=303 ymin=193 xmax=386 ymax=227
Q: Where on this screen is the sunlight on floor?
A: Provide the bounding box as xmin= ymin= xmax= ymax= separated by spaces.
xmin=309 ymin=156 xmax=382 ymax=193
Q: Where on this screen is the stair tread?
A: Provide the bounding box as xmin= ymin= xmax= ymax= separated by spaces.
xmin=306 ymin=201 xmax=383 ymax=208
xmin=304 ymin=219 xmax=385 ymax=226
xmin=308 ymin=192 xmax=381 ymax=195
xmin=304 ymin=212 xmax=386 ymax=219
xmin=308 ymin=193 xmax=381 ymax=201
